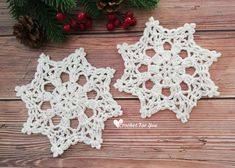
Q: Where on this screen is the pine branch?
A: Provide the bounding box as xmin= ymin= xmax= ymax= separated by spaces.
xmin=78 ymin=0 xmax=101 ymax=18
xmin=11 ymin=0 xmax=27 ymax=7
xmin=7 ymin=0 xmax=67 ymax=43
xmin=40 ymin=0 xmax=77 ymax=12
xmin=7 ymin=0 xmax=160 ymax=45
xmin=125 ymin=0 xmax=160 ymax=10
xmin=27 ymin=1 xmax=66 ymax=43
xmin=7 ymin=0 xmax=28 ymax=18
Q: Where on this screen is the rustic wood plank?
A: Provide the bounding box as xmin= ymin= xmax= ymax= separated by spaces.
xmin=0 ymin=99 xmax=235 ymax=167
xmin=0 ymin=158 xmax=233 ymax=168
xmin=1 ymin=0 xmax=235 ymax=36
xmin=0 ymin=31 xmax=234 ymax=99
xmin=1 ymin=0 xmax=235 ymax=168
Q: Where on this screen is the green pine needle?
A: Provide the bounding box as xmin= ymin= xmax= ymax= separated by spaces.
xmin=7 ymin=0 xmax=66 ymax=43
xmin=41 ymin=0 xmax=77 ymax=12
xmin=28 ymin=1 xmax=66 ymax=42
xmin=7 ymin=0 xmax=28 ymax=18
xmin=7 ymin=0 xmax=160 ymax=45
xmin=125 ymin=0 xmax=160 ymax=10
xmin=79 ymin=0 xmax=101 ymax=18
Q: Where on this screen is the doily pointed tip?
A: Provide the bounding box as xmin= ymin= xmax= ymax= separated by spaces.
xmin=149 ymin=16 xmax=155 ymax=22
xmin=107 ymin=67 xmax=116 ymax=76
xmin=38 ymin=53 xmax=49 ymax=62
xmin=176 ymin=113 xmax=189 ymax=123
xmin=214 ymin=52 xmax=222 ymax=58
xmin=190 ymin=23 xmax=196 ymax=28
xmin=15 ymin=86 xmax=20 ymax=92
xmin=75 ymin=48 xmax=85 ymax=55
xmin=15 ymin=85 xmax=25 ymax=97
xmin=146 ymin=17 xmax=160 ymax=27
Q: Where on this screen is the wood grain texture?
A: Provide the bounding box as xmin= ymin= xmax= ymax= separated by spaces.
xmin=0 ymin=0 xmax=235 ymax=36
xmin=1 ymin=0 xmax=235 ymax=167
xmin=0 ymin=99 xmax=235 ymax=168
xmin=0 ymin=32 xmax=234 ymax=99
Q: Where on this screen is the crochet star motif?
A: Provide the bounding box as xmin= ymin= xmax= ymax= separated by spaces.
xmin=114 ymin=17 xmax=221 ymax=123
xmin=15 ymin=48 xmax=122 ymax=157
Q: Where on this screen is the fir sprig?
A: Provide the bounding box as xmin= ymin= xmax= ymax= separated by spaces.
xmin=7 ymin=0 xmax=28 ymax=18
xmin=41 ymin=0 xmax=77 ymax=12
xmin=28 ymin=1 xmax=66 ymax=42
xmin=125 ymin=0 xmax=160 ymax=10
xmin=7 ymin=0 xmax=76 ymax=42
xmin=78 ymin=0 xmax=101 ymax=19
xmin=7 ymin=0 xmax=160 ymax=46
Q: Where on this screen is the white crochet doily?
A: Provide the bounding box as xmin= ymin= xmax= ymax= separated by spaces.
xmin=114 ymin=17 xmax=221 ymax=123
xmin=15 ymin=48 xmax=122 ymax=157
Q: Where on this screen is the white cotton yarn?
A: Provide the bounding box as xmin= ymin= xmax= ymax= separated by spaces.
xmin=114 ymin=17 xmax=221 ymax=123
xmin=15 ymin=17 xmax=221 ymax=157
xmin=15 ymin=48 xmax=122 ymax=157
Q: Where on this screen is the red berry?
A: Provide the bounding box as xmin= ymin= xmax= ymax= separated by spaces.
xmin=77 ymin=12 xmax=86 ymax=21
xmin=56 ymin=12 xmax=65 ymax=21
xmin=70 ymin=20 xmax=78 ymax=29
xmin=122 ymin=22 xmax=129 ymax=29
xmin=79 ymin=23 xmax=86 ymax=31
xmin=131 ymin=17 xmax=137 ymax=26
xmin=63 ymin=24 xmax=71 ymax=32
xmin=124 ymin=17 xmax=132 ymax=26
xmin=106 ymin=22 xmax=115 ymax=31
xmin=126 ymin=11 xmax=133 ymax=18
xmin=107 ymin=14 xmax=115 ymax=21
xmin=85 ymin=19 xmax=93 ymax=29
xmin=113 ymin=19 xmax=120 ymax=27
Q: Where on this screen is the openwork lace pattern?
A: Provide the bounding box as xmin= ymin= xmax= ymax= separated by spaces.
xmin=15 ymin=48 xmax=122 ymax=157
xmin=114 ymin=17 xmax=221 ymax=123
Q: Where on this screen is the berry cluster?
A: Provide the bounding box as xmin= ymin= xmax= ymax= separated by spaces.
xmin=55 ymin=12 xmax=93 ymax=33
xmin=106 ymin=10 xmax=136 ymax=31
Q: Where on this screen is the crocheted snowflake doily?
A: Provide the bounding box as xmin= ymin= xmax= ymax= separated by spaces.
xmin=15 ymin=48 xmax=122 ymax=157
xmin=114 ymin=17 xmax=221 ymax=123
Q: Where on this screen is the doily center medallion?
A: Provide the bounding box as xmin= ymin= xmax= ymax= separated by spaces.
xmin=114 ymin=17 xmax=221 ymax=123
xmin=148 ymin=51 xmax=185 ymax=84
xmin=15 ymin=48 xmax=122 ymax=157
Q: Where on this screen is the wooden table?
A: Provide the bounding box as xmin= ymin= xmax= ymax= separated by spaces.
xmin=0 ymin=0 xmax=235 ymax=167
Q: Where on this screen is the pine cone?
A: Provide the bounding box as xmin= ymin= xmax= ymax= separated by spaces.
xmin=13 ymin=15 xmax=43 ymax=48
xmin=97 ymin=0 xmax=123 ymax=13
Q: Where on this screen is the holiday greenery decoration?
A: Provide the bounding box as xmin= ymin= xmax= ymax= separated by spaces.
xmin=7 ymin=0 xmax=77 ymax=47
xmin=7 ymin=0 xmax=159 ymax=48
xmin=13 ymin=15 xmax=43 ymax=48
xmin=97 ymin=0 xmax=123 ymax=13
